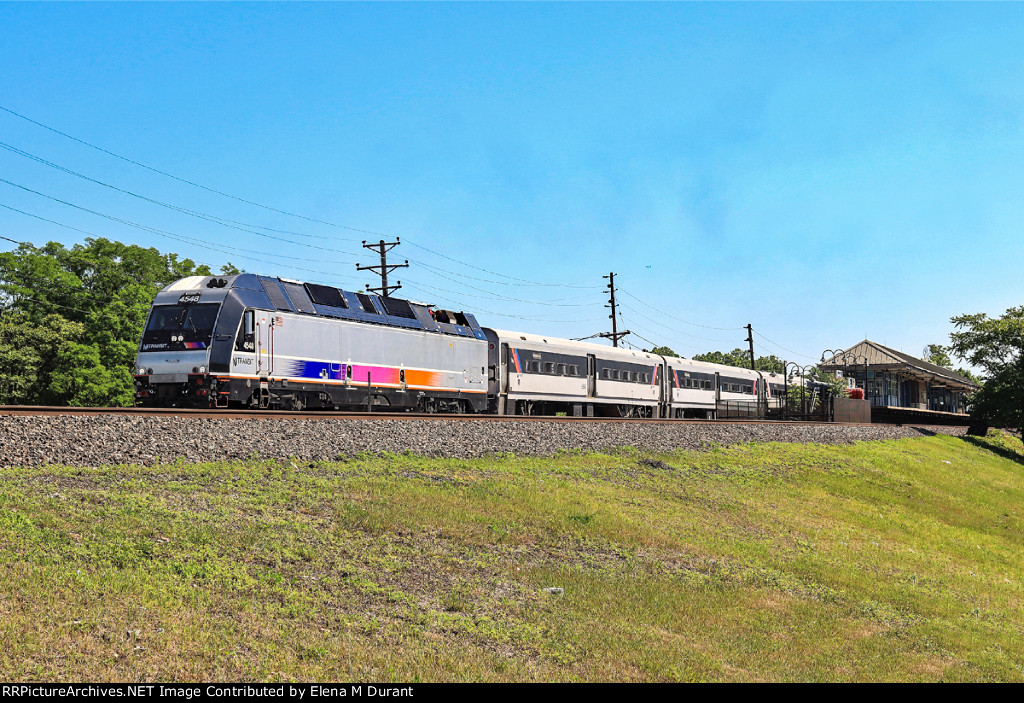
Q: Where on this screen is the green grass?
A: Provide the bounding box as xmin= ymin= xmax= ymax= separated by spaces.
xmin=1 ymin=432 xmax=1023 ymax=681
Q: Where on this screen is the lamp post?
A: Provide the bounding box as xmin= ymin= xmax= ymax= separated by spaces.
xmin=785 ymin=361 xmax=813 ymax=419
xmin=822 ymin=348 xmax=869 ymax=395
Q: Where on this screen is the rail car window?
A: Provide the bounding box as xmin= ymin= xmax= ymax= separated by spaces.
xmin=556 ymin=363 xmax=567 ymax=375
xmin=544 ymin=362 xmax=555 ymax=374
xmin=569 ymin=365 xmax=579 ymax=377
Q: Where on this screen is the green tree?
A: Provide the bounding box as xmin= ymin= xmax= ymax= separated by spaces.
xmin=949 ymin=306 xmax=1024 ymax=433
xmin=693 ymin=348 xmax=750 ymax=368
xmin=924 ymin=343 xmax=981 ymax=385
xmin=753 ymin=354 xmax=786 ymax=374
xmin=647 ymin=345 xmax=677 ymax=357
xmin=0 ymin=238 xmax=212 ymax=406
xmin=924 ymin=343 xmax=954 ymax=369
xmin=693 ymin=348 xmax=785 ymax=373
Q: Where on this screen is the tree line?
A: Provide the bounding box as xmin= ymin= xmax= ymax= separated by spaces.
xmin=0 ymin=237 xmax=234 ymax=406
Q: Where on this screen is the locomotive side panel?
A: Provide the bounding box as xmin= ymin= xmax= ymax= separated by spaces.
xmin=240 ymin=310 xmax=487 ymax=411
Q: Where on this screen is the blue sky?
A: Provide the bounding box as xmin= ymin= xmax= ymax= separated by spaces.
xmin=1 ymin=2 xmax=1022 ymax=367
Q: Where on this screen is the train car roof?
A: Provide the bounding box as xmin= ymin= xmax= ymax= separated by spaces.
xmin=153 ymin=274 xmax=487 ymax=341
xmin=491 ymin=328 xmax=660 ymax=362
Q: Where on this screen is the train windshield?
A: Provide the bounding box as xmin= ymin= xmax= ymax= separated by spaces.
xmin=140 ymin=303 xmax=220 ymax=351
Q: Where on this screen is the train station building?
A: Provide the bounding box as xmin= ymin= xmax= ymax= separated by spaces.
xmin=819 ymin=340 xmax=979 ymax=416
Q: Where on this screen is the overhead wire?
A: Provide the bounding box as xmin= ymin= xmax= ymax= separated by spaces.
xmin=2 ymin=196 xmax=606 ymax=326
xmin=752 ymin=328 xmax=818 ymax=362
xmin=0 ymin=185 xmax=363 ymax=283
xmin=617 ymin=287 xmax=746 ymax=331
xmin=0 ymin=199 xmax=348 ymax=267
xmin=0 ymin=141 xmax=372 ymax=257
xmin=0 ymin=133 xmax=608 ymax=308
xmin=0 ymin=104 xmax=601 ymax=290
xmin=0 ymin=106 xmax=812 ymax=341
xmin=616 ymin=301 xmax=743 ymax=345
xmin=0 ymin=140 xmax=605 ymax=311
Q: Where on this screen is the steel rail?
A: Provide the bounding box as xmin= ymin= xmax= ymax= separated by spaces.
xmin=0 ymin=405 xmax=954 ymax=429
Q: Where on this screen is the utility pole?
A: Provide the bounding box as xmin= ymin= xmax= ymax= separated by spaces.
xmin=600 ymin=272 xmax=630 ymax=347
xmin=745 ymin=324 xmax=755 ymax=370
xmin=356 ymin=238 xmax=408 ymax=297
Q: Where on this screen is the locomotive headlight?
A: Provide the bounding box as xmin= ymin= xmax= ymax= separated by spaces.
xmin=199 ymin=366 xmax=206 ymax=373
xmin=138 ymin=367 xmax=145 ymax=375
xmin=147 ymin=368 xmax=154 ymax=374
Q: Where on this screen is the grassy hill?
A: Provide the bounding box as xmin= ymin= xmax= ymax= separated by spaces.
xmin=1 ymin=432 xmax=1022 ymax=682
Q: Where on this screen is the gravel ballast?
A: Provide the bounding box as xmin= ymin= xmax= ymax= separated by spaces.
xmin=0 ymin=415 xmax=968 ymax=468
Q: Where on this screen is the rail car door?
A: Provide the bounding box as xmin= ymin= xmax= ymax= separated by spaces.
xmin=256 ymin=312 xmax=265 ymax=376
xmin=587 ymin=354 xmax=596 ymax=397
xmin=498 ymin=342 xmax=510 ymax=414
xmin=500 ymin=343 xmax=509 ymax=392
xmin=330 ymin=327 xmax=343 ymax=378
xmin=255 ymin=311 xmax=276 ymax=377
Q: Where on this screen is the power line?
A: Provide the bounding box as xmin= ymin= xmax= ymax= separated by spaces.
xmin=402 ymin=240 xmax=599 ymax=289
xmin=0 ymin=140 xmax=359 ymax=244
xmin=617 ymin=288 xmax=746 ymax=331
xmin=615 ymin=301 xmax=742 ymax=345
xmin=2 ymin=195 xmax=609 ymax=327
xmin=0 ymin=132 xmax=610 ymax=302
xmin=0 ymin=143 xmax=373 ymax=259
xmin=0 ymin=186 xmax=363 ymax=282
xmin=0 ymin=104 xmax=396 ymax=239
xmin=0 ymin=104 xmax=601 ymax=291
xmin=752 ymin=328 xmax=817 ymax=361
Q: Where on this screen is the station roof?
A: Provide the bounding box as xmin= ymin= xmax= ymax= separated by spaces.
xmin=820 ymin=340 xmax=980 ymax=391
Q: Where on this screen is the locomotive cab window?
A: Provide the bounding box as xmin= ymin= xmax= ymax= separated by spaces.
xmin=235 ymin=310 xmax=256 ymax=352
xmin=142 ymin=303 xmax=220 ymax=351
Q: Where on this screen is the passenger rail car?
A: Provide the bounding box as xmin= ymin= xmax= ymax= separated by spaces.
xmin=487 ymin=329 xmax=662 ymax=417
xmin=135 ymin=274 xmax=791 ymax=418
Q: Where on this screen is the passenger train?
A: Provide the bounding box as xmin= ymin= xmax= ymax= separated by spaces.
xmin=133 ymin=273 xmax=790 ymax=417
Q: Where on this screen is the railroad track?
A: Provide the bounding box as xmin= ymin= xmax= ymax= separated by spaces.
xmin=0 ymin=405 xmax=886 ymax=427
